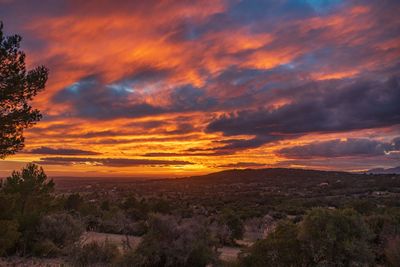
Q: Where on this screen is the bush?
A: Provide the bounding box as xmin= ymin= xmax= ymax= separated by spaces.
xmin=1 ymin=164 xmax=54 ymax=255
xmin=218 ymin=209 xmax=244 ymax=243
xmin=69 ymin=241 xmax=120 ymax=267
xmin=240 ymin=221 xmax=305 ymax=267
xmin=241 ymin=208 xmax=375 ymax=267
xmin=365 ymin=213 xmax=400 ymax=263
xmin=298 ymin=208 xmax=374 ymax=266
xmin=385 ymin=236 xmax=400 ymax=267
xmin=0 ymin=220 xmax=20 ymax=256
xmin=32 ymin=238 xmax=59 ymax=257
xmin=64 ymin=193 xmax=84 ymax=211
xmin=35 ymin=213 xmax=83 ymax=256
xmin=130 ymin=214 xmax=217 ymax=267
xmin=98 ymin=210 xmax=134 ymax=234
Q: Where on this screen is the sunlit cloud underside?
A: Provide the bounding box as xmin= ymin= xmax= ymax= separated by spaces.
xmin=1 ymin=0 xmax=399 ymax=177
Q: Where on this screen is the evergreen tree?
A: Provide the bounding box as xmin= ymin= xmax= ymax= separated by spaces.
xmin=0 ymin=22 xmax=48 ymax=158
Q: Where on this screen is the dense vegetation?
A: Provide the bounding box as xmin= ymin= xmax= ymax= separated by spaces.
xmin=1 ymin=165 xmax=400 ymax=266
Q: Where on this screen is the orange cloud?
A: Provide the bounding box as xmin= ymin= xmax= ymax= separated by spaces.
xmin=1 ymin=0 xmax=399 ymax=177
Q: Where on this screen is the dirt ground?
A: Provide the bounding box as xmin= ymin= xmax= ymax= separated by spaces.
xmin=83 ymin=232 xmax=247 ymax=262
xmin=0 ymin=232 xmax=249 ymax=265
xmin=218 ymin=246 xmax=242 ymax=262
xmin=0 ymin=257 xmax=65 ymax=267
xmin=81 ymin=231 xmax=142 ymax=252
xmin=83 ymin=231 xmax=246 ymax=262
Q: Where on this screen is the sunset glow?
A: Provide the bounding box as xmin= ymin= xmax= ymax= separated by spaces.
xmin=1 ymin=0 xmax=399 ymax=177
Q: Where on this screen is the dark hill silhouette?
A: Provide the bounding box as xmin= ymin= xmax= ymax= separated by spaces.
xmin=180 ymin=168 xmax=350 ymax=184
xmin=164 ymin=168 xmax=373 ymax=190
xmin=367 ymin=166 xmax=400 ymax=174
xmin=53 ymin=167 xmax=400 ymax=193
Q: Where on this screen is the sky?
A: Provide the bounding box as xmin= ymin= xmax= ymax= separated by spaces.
xmin=0 ymin=0 xmax=399 ymax=177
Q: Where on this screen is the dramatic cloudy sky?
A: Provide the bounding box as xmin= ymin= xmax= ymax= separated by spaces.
xmin=1 ymin=0 xmax=399 ymax=177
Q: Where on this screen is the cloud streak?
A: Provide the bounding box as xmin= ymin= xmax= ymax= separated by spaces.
xmin=34 ymin=157 xmax=193 ymax=167
xmin=207 ymin=76 xmax=400 ymax=142
xmin=0 ymin=0 xmax=399 ymax=175
xmin=27 ymin=147 xmax=101 ymax=156
xmin=278 ymin=137 xmax=400 ymax=159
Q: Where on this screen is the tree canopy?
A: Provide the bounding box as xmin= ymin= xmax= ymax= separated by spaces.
xmin=240 ymin=208 xmax=374 ymax=267
xmin=0 ymin=163 xmax=55 ymax=255
xmin=0 ymin=22 xmax=48 ymax=158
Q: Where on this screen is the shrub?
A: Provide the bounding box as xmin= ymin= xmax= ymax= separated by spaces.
xmin=1 ymin=164 xmax=54 ymax=255
xmin=240 ymin=221 xmax=305 ymax=267
xmin=385 ymin=236 xmax=400 ymax=267
xmin=64 ymin=193 xmax=84 ymax=211
xmin=69 ymin=241 xmax=120 ymax=267
xmin=217 ymin=209 xmax=244 ymax=243
xmin=365 ymin=213 xmax=400 ymax=263
xmin=131 ymin=214 xmax=217 ymax=267
xmin=241 ymin=208 xmax=375 ymax=267
xmin=35 ymin=213 xmax=83 ymax=256
xmin=299 ymin=208 xmax=374 ymax=266
xmin=0 ymin=220 xmax=20 ymax=256
xmin=32 ymin=238 xmax=59 ymax=257
xmin=98 ymin=210 xmax=132 ymax=234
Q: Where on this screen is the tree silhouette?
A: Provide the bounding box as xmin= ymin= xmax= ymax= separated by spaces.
xmin=1 ymin=163 xmax=54 ymax=254
xmin=0 ymin=22 xmax=48 ymax=158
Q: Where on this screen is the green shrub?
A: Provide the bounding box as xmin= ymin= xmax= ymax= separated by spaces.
xmin=131 ymin=214 xmax=217 ymax=267
xmin=299 ymin=208 xmax=374 ymax=266
xmin=1 ymin=164 xmax=54 ymax=255
xmin=218 ymin=209 xmax=244 ymax=243
xmin=240 ymin=221 xmax=305 ymax=267
xmin=241 ymin=208 xmax=375 ymax=267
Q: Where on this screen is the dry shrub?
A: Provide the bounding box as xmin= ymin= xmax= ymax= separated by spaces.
xmin=69 ymin=240 xmax=120 ymax=267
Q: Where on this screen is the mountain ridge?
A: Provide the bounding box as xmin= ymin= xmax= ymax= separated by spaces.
xmin=367 ymin=166 xmax=400 ymax=174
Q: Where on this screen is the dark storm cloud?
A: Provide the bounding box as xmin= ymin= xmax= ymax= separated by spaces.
xmin=276 ymin=149 xmax=400 ymax=171
xmin=393 ymin=137 xmax=400 ymax=149
xmin=170 ymin=85 xmax=218 ymax=111
xmin=28 ymin=147 xmax=101 ymax=156
xmin=212 ymin=136 xmax=279 ymax=151
xmin=181 ymin=137 xmax=275 ymax=155
xmin=278 ymin=137 xmax=400 ymax=159
xmin=201 ymin=0 xmax=343 ymax=37
xmin=52 ymin=76 xmax=164 ymax=119
xmin=124 ymin=116 xmax=199 ymax=135
xmin=53 ymin=77 xmax=219 ymax=120
xmin=207 ymin=76 xmax=400 ymax=143
xmin=34 ymin=157 xmax=193 ymax=167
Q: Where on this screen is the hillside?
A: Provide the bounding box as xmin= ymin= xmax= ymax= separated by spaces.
xmin=367 ymin=166 xmax=400 ymax=174
xmin=54 ymin=167 xmax=400 ymax=219
xmin=183 ymin=168 xmax=351 ymax=184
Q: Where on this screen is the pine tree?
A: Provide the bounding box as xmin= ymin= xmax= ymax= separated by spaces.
xmin=0 ymin=22 xmax=48 ymax=158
